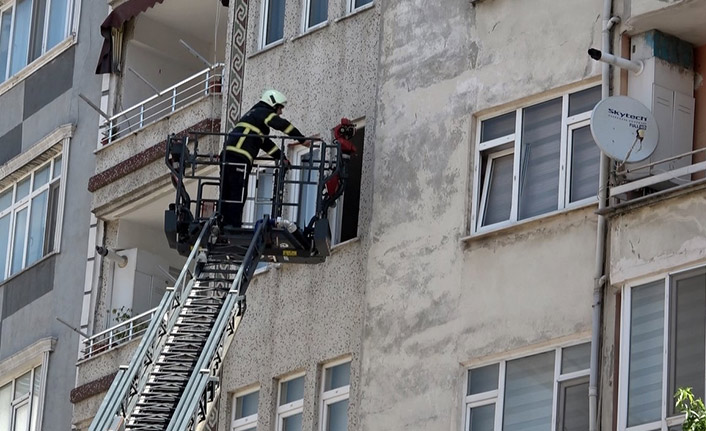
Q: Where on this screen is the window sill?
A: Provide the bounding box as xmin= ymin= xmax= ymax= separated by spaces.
xmin=332 ymin=236 xmax=360 ymax=253
xmin=0 ymin=35 xmax=76 ymax=98
xmin=291 ymin=22 xmax=329 ymax=42
xmin=334 ymin=2 xmax=375 ymax=23
xmin=0 ymin=251 xmax=59 ymax=288
xmin=462 ymin=201 xmax=598 ymax=243
xmin=248 ymin=39 xmax=285 ymax=59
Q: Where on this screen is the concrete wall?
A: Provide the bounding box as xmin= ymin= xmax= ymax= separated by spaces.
xmin=0 ymin=0 xmax=106 ymax=429
xmin=358 ymin=0 xmax=601 ymax=429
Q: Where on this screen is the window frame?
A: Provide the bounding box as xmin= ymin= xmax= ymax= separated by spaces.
xmin=319 ymin=357 xmax=351 ymax=431
xmin=618 ymin=266 xmax=706 ymax=431
xmin=276 ymin=373 xmax=305 ymax=431
xmin=0 ymin=152 xmax=64 ymax=282
xmin=231 ymin=386 xmax=259 ymax=431
xmin=259 ymin=0 xmax=285 ymax=50
xmin=302 ymin=0 xmax=327 ymax=33
xmin=471 ymin=84 xmax=600 ymax=235
xmin=0 ymin=339 xmax=51 ymax=431
xmin=242 ymin=162 xmax=276 ymax=228
xmin=463 ymin=340 xmax=590 ymax=431
xmin=346 ymin=0 xmax=372 ymax=14
xmin=0 ymin=0 xmax=74 ymax=83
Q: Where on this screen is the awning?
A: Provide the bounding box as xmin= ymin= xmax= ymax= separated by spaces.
xmin=95 ymin=0 xmax=166 ymax=74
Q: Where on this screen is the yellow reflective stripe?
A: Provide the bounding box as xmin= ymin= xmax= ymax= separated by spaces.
xmin=267 ymin=146 xmax=279 ymax=155
xmin=284 ymin=124 xmax=295 ymax=134
xmin=225 ymin=145 xmax=253 ymax=162
xmin=264 ymin=113 xmax=277 ymax=125
xmin=235 ymin=122 xmax=263 ymax=135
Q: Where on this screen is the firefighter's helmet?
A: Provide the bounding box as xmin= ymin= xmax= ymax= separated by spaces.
xmin=261 ymin=89 xmax=287 ymax=108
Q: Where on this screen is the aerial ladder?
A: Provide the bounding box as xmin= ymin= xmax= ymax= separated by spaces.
xmin=89 ymin=120 xmax=357 ymax=431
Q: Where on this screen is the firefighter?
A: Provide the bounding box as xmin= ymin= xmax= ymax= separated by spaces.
xmin=221 ymin=89 xmax=309 ymax=228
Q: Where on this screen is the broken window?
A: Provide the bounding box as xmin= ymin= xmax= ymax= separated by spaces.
xmin=473 ymin=86 xmax=600 ymax=233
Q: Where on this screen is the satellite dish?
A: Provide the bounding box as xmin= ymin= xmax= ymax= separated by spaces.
xmin=590 ymin=96 xmax=658 ymax=163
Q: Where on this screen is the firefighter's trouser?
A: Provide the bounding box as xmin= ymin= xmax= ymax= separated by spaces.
xmin=221 ymin=151 xmax=251 ymax=227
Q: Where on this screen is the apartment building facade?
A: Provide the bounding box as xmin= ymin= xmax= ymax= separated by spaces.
xmin=70 ymin=0 xmax=706 ymax=431
xmin=0 ymin=0 xmax=106 ymax=430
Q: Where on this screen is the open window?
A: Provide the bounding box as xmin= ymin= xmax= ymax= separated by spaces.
xmin=472 ymin=86 xmax=601 ymax=233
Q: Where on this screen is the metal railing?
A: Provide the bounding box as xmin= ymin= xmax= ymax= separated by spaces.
xmin=79 ymin=307 xmax=158 ymax=361
xmin=610 ymin=147 xmax=706 ymax=198
xmin=99 ymin=64 xmax=224 ymax=146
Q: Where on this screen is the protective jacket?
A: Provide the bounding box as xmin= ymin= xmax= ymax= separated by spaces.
xmin=224 ymin=101 xmax=305 ymax=162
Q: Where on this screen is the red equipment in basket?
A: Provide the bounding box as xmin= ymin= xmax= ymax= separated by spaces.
xmin=325 ymin=118 xmax=356 ymax=197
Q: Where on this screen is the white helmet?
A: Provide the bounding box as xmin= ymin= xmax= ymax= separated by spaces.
xmin=261 ymin=89 xmax=287 ymax=107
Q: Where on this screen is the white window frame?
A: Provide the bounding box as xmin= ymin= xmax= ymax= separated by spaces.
xmin=319 ymin=358 xmax=351 ymax=431
xmin=617 ymin=266 xmax=706 ymax=431
xmin=242 ymin=162 xmax=276 ymax=228
xmin=259 ymin=0 xmax=284 ymax=49
xmin=347 ymin=0 xmax=372 ymax=14
xmin=0 ymin=338 xmax=52 ymax=431
xmin=0 ymin=0 xmax=75 ymax=83
xmin=471 ymin=85 xmax=600 ymax=234
xmin=0 ymin=150 xmax=65 ymax=282
xmin=231 ymin=386 xmax=259 ymax=431
xmin=464 ymin=341 xmax=590 ymax=431
xmin=276 ymin=373 xmax=305 ymax=431
xmin=302 ymin=0 xmax=327 ymax=33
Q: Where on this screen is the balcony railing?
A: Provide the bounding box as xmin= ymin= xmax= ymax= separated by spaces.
xmin=79 ymin=307 xmax=158 ymax=361
xmin=99 ymin=63 xmax=224 ymax=146
xmin=610 ymin=147 xmax=706 ymax=200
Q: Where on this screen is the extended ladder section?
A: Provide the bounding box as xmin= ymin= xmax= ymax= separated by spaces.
xmin=89 ymin=126 xmax=353 ymax=431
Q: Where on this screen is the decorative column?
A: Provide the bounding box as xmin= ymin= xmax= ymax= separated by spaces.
xmin=225 ymin=0 xmax=250 ymax=131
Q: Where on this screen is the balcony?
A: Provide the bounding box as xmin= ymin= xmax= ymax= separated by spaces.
xmin=99 ymin=64 xmax=224 ymax=146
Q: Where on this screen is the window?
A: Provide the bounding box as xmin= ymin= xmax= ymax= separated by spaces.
xmin=472 ymin=86 xmax=601 ymax=232
xmin=347 ymin=0 xmax=372 ymax=13
xmin=0 ymin=0 xmax=71 ymax=83
xmin=260 ymin=0 xmax=284 ymax=48
xmin=619 ymin=268 xmax=706 ymax=431
xmin=293 ymin=146 xmax=320 ymax=229
xmin=276 ymin=374 xmax=304 ymax=431
xmin=0 ymin=364 xmax=44 ymax=431
xmin=231 ymin=387 xmax=259 ymax=431
xmin=0 ymin=154 xmax=62 ymax=281
xmin=320 ymin=360 xmax=350 ymax=431
xmin=464 ymin=343 xmax=590 ymax=431
xmin=243 ymin=165 xmax=276 ymax=227
xmin=303 ymin=0 xmax=327 ymax=30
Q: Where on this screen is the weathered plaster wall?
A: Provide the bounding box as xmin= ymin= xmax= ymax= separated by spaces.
xmin=609 ymin=190 xmax=706 ymax=285
xmin=360 ymin=0 xmax=601 ymax=429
